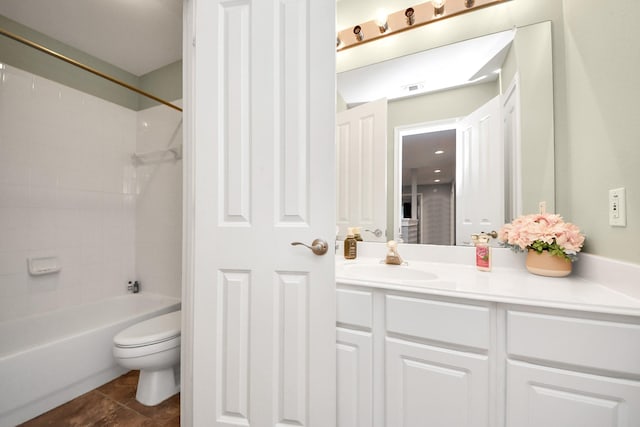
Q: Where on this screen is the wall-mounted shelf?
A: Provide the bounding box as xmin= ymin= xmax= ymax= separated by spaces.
xmin=132 ymin=145 xmax=182 ymax=166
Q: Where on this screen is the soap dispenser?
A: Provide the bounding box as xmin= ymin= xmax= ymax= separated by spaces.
xmin=472 ymin=234 xmax=491 ymax=271
xmin=344 ymin=228 xmax=357 ymax=260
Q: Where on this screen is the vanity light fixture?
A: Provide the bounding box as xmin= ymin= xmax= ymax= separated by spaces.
xmin=405 ymin=8 xmax=416 ymax=26
xmin=434 ymin=179 xmax=441 ymax=183
xmin=434 ymin=169 xmax=442 ymax=173
xmin=432 ymin=0 xmax=446 ymax=17
xmin=353 ymin=25 xmax=364 ymax=42
xmin=435 ymin=150 xmax=445 ymax=154
xmin=336 ymin=0 xmax=511 ymax=52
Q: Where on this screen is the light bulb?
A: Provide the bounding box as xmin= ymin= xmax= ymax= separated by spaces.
xmin=432 ymin=0 xmax=446 ymax=16
xmin=375 ymin=9 xmax=389 ymax=33
xmin=353 ymin=25 xmax=364 ymax=42
xmin=405 ymin=7 xmax=415 ymax=26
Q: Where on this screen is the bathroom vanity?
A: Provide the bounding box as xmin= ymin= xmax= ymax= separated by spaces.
xmin=335 ymin=248 xmax=640 ymax=427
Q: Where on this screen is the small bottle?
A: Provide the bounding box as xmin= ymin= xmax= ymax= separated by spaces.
xmin=353 ymin=227 xmax=363 ymax=241
xmin=475 ymin=234 xmax=491 ymax=271
xmin=344 ymin=228 xmax=357 ymax=260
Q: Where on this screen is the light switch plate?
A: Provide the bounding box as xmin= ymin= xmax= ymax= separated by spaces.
xmin=609 ymin=187 xmax=626 ymax=227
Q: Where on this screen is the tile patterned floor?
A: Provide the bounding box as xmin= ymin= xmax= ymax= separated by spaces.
xmin=19 ymin=371 xmax=180 ymax=426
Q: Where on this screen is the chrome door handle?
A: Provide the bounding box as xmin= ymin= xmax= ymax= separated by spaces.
xmin=365 ymin=228 xmax=383 ymax=238
xmin=291 ymin=238 xmax=329 ymax=256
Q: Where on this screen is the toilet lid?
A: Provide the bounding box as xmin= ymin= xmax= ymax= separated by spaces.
xmin=114 ymin=310 xmax=181 ymax=348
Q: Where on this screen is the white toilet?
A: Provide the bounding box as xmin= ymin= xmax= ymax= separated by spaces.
xmin=113 ymin=310 xmax=181 ymax=406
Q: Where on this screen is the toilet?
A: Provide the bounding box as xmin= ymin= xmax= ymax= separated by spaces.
xmin=113 ymin=310 xmax=181 ymax=406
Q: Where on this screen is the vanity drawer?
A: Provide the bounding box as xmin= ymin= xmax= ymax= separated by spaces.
xmin=386 ymin=295 xmax=491 ymax=350
xmin=337 ymin=288 xmax=373 ymax=329
xmin=507 ymin=310 xmax=640 ymax=376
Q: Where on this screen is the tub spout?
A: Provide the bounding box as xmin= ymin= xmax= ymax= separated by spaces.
xmin=128 ymin=281 xmax=140 ymax=293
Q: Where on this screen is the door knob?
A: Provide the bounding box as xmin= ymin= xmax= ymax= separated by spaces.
xmin=291 ymin=238 xmax=329 ymax=256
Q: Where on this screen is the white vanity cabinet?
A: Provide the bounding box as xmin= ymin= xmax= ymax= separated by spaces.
xmin=336 ymin=286 xmax=495 ymax=427
xmin=337 ymin=281 xmax=640 ymax=427
xmin=385 ymin=294 xmax=493 ymax=427
xmin=503 ymin=307 xmax=640 ymax=427
xmin=336 ymin=288 xmax=375 ymax=427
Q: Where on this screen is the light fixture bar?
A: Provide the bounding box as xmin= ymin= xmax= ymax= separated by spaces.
xmin=337 ymin=0 xmax=510 ymax=52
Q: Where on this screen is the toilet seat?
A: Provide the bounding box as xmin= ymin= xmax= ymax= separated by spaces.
xmin=114 ymin=310 xmax=181 ymax=348
xmin=113 ymin=336 xmax=181 ymax=359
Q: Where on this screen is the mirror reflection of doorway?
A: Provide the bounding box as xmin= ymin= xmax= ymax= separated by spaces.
xmin=401 ymin=130 xmax=456 ymax=245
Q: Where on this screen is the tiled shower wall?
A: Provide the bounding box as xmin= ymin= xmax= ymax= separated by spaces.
xmin=0 ymin=64 xmax=182 ymax=321
xmin=135 ymin=102 xmax=182 ymax=299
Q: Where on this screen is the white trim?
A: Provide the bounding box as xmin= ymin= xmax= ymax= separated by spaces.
xmin=180 ymin=0 xmax=194 ymax=425
xmin=502 ymin=73 xmax=522 ymax=220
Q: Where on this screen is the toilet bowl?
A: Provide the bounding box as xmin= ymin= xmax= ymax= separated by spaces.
xmin=113 ymin=310 xmax=181 ymax=406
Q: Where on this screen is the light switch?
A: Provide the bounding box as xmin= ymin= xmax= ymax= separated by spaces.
xmin=609 ymin=187 xmax=626 ymax=227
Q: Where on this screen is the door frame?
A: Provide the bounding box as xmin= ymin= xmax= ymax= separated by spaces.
xmin=181 ymin=0 xmax=195 ymax=424
xmin=393 ymin=118 xmax=459 ymax=243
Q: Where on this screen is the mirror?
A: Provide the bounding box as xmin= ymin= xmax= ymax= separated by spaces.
xmin=336 ymin=21 xmax=555 ymax=244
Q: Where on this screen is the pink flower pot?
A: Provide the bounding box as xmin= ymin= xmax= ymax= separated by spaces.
xmin=525 ymin=249 xmax=572 ymax=277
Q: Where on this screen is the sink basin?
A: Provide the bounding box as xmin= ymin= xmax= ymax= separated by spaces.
xmin=341 ymin=263 xmax=438 ymax=283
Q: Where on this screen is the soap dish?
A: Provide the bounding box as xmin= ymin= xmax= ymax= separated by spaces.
xmin=27 ymin=256 xmax=61 ymax=276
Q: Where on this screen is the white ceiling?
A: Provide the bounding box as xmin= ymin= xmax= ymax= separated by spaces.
xmin=0 ymin=0 xmax=511 ymax=98
xmin=402 ymin=130 xmax=456 ymax=185
xmin=0 ymin=0 xmax=182 ymax=76
xmin=0 ymin=0 xmax=407 ymax=77
xmin=337 ymin=28 xmax=514 ymax=105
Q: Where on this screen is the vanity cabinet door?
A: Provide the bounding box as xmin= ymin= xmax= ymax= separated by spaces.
xmin=506 ymin=360 xmax=640 ymax=427
xmin=337 ymin=327 xmax=373 ymax=427
xmin=386 ymin=337 xmax=490 ymax=427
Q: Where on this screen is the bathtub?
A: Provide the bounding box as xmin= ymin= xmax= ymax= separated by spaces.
xmin=0 ymin=293 xmax=180 ymax=427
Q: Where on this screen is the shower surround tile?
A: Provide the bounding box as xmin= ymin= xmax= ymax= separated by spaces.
xmin=0 ymin=65 xmax=137 ymax=321
xmin=0 ymin=64 xmax=183 ymax=320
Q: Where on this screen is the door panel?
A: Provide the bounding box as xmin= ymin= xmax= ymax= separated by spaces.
xmin=337 ymin=328 xmax=373 ymax=427
xmin=386 ymin=338 xmax=490 ymax=427
xmin=456 ymin=96 xmax=503 ymax=246
xmin=336 ymin=99 xmax=387 ymax=241
xmin=507 ymin=360 xmax=640 ymax=427
xmin=185 ymin=0 xmax=336 ymax=425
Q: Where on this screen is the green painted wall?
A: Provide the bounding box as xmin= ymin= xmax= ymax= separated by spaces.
xmin=140 ymin=60 xmax=183 ymax=110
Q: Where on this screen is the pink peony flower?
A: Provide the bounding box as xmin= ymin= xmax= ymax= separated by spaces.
xmin=498 ymin=213 xmax=585 ymax=261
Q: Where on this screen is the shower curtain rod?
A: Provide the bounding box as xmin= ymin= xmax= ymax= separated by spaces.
xmin=0 ymin=27 xmax=183 ymax=112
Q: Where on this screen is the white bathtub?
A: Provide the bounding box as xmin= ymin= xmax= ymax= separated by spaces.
xmin=0 ymin=294 xmax=180 ymax=427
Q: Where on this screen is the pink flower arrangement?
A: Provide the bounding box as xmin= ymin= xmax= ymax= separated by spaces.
xmin=498 ymin=213 xmax=586 ymax=261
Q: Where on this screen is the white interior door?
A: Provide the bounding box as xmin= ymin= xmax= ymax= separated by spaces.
xmin=183 ymin=1 xmax=336 ymax=426
xmin=336 ymin=99 xmax=387 ymax=242
xmin=456 ymin=96 xmax=504 ymax=246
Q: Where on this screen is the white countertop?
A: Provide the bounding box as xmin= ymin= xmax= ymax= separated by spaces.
xmin=335 ymin=244 xmax=640 ymax=317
